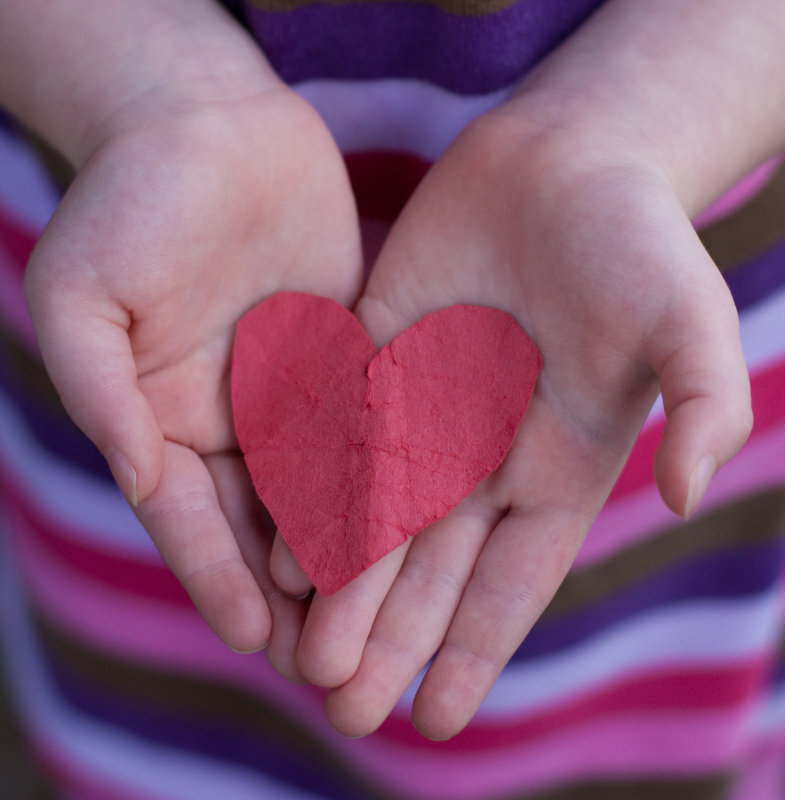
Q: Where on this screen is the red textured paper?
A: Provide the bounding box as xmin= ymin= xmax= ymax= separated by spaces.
xmin=232 ymin=292 xmax=543 ymax=595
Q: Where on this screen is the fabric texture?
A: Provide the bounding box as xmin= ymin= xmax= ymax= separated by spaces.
xmin=2 ymin=1 xmax=785 ymax=798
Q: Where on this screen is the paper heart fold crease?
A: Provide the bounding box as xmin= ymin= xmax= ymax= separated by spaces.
xmin=232 ymin=292 xmax=542 ymax=595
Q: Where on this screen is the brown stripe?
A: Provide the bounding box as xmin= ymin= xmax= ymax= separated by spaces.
xmin=0 ymin=638 xmax=59 ymax=800
xmin=0 ymin=322 xmax=68 ymax=418
xmin=700 ymin=162 xmax=785 ymax=270
xmin=24 ymin=130 xmax=75 ymax=191
xmin=545 ymin=486 xmax=785 ymax=620
xmin=244 ymin=0 xmax=519 ymax=16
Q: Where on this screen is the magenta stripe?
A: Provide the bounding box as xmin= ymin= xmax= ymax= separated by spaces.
xmin=578 ymin=417 xmax=785 ymax=568
xmin=0 ymin=238 xmax=37 ymax=347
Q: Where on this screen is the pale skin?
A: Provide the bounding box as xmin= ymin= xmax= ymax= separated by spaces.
xmin=1 ymin=0 xmax=364 ymax=651
xmin=2 ymin=0 xmax=783 ymax=740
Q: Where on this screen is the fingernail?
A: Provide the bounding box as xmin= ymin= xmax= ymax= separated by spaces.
xmin=684 ymin=456 xmax=716 ymax=519
xmin=230 ymin=644 xmax=268 ymax=655
xmin=105 ymin=448 xmax=138 ymax=507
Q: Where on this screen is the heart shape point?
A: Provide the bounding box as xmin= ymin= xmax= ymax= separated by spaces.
xmin=232 ymin=292 xmax=542 ymax=595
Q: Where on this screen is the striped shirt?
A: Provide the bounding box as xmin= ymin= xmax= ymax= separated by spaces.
xmin=1 ymin=2 xmax=785 ymax=798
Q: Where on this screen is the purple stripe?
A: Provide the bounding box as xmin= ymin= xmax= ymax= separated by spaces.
xmin=512 ymin=540 xmax=785 ymax=661
xmin=724 ymin=235 xmax=785 ymax=311
xmin=0 ymin=353 xmax=112 ymax=483
xmin=242 ymin=0 xmax=604 ymax=95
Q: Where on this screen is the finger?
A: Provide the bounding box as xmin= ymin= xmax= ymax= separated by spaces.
xmin=324 ymin=497 xmax=499 ymax=738
xmin=207 ymin=452 xmax=277 ymax=589
xmin=648 ymin=271 xmax=752 ymax=518
xmin=412 ymin=502 xmax=589 ymax=740
xmin=270 ymin=532 xmax=314 ymax=598
xmin=208 ymin=453 xmax=310 ymax=678
xmin=266 ymin=537 xmax=313 ymax=681
xmin=295 ymin=542 xmax=410 ymax=688
xmin=136 ymin=440 xmax=272 ymax=654
xmin=265 ymin=591 xmax=310 ymax=683
xmin=25 ymin=261 xmax=164 ymax=505
xmin=408 ymin=391 xmax=634 ymax=740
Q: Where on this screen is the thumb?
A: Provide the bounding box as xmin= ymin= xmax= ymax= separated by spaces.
xmin=649 ymin=271 xmax=752 ymax=518
xmin=353 ymin=227 xmax=446 ymax=347
xmin=25 ymin=265 xmax=164 ymax=506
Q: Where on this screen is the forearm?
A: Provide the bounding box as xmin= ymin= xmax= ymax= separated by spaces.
xmin=507 ymin=0 xmax=785 ymax=216
xmin=0 ymin=0 xmax=278 ymax=168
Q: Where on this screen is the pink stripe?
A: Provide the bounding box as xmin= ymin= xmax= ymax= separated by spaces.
xmin=693 ymin=156 xmax=784 ymax=228
xmin=19 ymin=476 xmax=768 ymax=737
xmin=732 ymin=734 xmax=785 ymax=800
xmin=578 ymin=415 xmax=785 ymax=568
xmin=353 ymin=705 xmax=756 ymax=799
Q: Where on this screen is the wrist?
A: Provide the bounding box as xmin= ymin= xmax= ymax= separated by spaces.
xmin=0 ymin=0 xmax=281 ymax=169
xmin=494 ymin=0 xmax=785 ymax=218
xmin=465 ymin=94 xmax=674 ymax=220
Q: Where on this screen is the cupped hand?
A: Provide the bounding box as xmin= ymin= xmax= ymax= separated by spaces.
xmin=24 ymin=82 xmax=364 ymax=653
xmin=269 ymin=105 xmax=752 ymax=737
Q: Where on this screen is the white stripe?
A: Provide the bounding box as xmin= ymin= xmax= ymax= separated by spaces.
xmin=0 ymin=540 xmax=326 ymax=800
xmin=0 ymin=125 xmax=59 ymax=229
xmin=753 ymin=680 xmax=785 ymax=737
xmin=738 ymin=282 xmax=785 ymax=371
xmin=295 ymin=78 xmax=512 ymax=161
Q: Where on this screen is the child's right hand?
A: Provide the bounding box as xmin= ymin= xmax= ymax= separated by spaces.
xmin=15 ymin=0 xmax=364 ymax=654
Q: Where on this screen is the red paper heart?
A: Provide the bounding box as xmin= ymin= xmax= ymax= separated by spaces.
xmin=232 ymin=292 xmax=542 ymax=595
